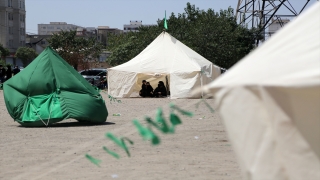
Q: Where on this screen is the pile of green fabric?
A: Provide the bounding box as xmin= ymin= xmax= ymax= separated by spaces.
xmin=3 ymin=47 xmax=108 ymax=127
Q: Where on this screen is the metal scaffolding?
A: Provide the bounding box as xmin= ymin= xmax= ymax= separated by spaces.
xmin=236 ymin=0 xmax=311 ymax=44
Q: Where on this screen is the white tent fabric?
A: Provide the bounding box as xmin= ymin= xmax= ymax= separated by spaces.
xmin=203 ymin=3 xmax=320 ymax=180
xmin=108 ymin=32 xmax=221 ymax=99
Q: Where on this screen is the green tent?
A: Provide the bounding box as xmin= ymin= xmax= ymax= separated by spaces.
xmin=3 ymin=47 xmax=108 ymax=127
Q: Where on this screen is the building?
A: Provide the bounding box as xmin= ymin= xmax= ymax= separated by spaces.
xmin=0 ymin=0 xmax=26 ymax=64
xmin=123 ymin=20 xmax=142 ymax=33
xmin=38 ymin=22 xmax=80 ymax=35
xmin=25 ymin=34 xmax=51 ymax=54
xmin=97 ymin=26 xmax=122 ymax=46
xmin=123 ymin=20 xmax=154 ymax=33
xmin=27 ymin=26 xmax=98 ymax=54
xmin=268 ymin=18 xmax=290 ymax=37
xmin=76 ymin=27 xmax=97 ymax=38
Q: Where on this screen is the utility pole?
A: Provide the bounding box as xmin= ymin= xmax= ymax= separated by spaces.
xmin=236 ymin=0 xmax=312 ymax=45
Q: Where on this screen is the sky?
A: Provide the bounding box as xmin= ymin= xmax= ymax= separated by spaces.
xmin=25 ymin=0 xmax=318 ymax=34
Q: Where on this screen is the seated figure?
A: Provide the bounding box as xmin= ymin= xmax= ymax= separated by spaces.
xmin=153 ymin=81 xmax=167 ymax=98
xmin=139 ymin=80 xmax=147 ymax=97
xmin=145 ymin=82 xmax=154 ymax=97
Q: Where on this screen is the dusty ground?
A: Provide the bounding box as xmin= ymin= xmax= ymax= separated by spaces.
xmin=0 ymin=90 xmax=241 ymax=180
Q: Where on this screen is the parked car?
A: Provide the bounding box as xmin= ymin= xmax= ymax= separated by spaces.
xmin=79 ymin=68 xmax=107 ymax=87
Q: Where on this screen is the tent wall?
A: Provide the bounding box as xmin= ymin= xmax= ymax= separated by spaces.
xmin=170 ymin=71 xmax=201 ymax=99
xmin=108 ymin=70 xmax=138 ymax=98
xmin=204 ymin=3 xmax=320 ymax=179
xmin=215 ymin=86 xmax=320 ymax=180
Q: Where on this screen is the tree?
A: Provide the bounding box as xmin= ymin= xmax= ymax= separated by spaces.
xmin=0 ymin=43 xmax=10 ymax=60
xmin=15 ymin=47 xmax=38 ymax=67
xmin=48 ymin=31 xmax=104 ymax=70
xmin=107 ymin=3 xmax=258 ymax=69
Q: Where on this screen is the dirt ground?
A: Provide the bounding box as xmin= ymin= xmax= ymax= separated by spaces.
xmin=0 ymin=90 xmax=242 ymax=180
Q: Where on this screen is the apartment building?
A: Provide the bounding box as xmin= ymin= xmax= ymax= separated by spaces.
xmin=38 ymin=22 xmax=80 ymax=35
xmin=76 ymin=27 xmax=97 ymax=38
xmin=123 ymin=20 xmax=142 ymax=33
xmin=0 ymin=0 xmax=26 ymax=54
xmin=97 ymin=26 xmax=122 ymax=46
xmin=123 ymin=20 xmax=154 ymax=33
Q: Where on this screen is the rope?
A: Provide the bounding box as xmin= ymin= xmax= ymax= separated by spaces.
xmin=30 ymin=102 xmax=49 ymax=127
xmin=29 ymin=97 xmax=54 ymax=127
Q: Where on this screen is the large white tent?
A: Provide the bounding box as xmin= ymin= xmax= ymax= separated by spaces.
xmin=202 ymin=3 xmax=320 ymax=180
xmin=108 ymin=32 xmax=221 ymax=99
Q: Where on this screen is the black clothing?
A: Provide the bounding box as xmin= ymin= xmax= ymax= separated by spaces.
xmin=139 ymin=84 xmax=147 ymax=97
xmin=0 ymin=68 xmax=3 ymax=79
xmin=154 ymin=84 xmax=167 ymax=97
xmin=145 ymin=85 xmax=154 ymax=97
xmin=6 ymin=67 xmax=12 ymax=80
xmin=13 ymin=67 xmax=20 ymax=75
xmin=1 ymin=68 xmax=6 ymax=77
xmin=0 ymin=68 xmax=6 ymax=83
xmin=98 ymin=77 xmax=108 ymax=89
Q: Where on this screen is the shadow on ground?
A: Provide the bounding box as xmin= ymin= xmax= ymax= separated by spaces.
xmin=16 ymin=121 xmax=115 ymax=128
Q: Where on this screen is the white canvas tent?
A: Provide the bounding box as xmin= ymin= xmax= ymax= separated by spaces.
xmin=108 ymin=32 xmax=221 ymax=99
xmin=202 ymin=3 xmax=320 ymax=180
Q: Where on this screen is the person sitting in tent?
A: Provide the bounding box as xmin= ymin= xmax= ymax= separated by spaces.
xmin=154 ymin=81 xmax=167 ymax=97
xmin=139 ymin=80 xmax=147 ymax=97
xmin=145 ymin=82 xmax=154 ymax=97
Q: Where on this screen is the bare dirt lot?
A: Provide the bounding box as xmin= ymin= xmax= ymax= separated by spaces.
xmin=0 ymin=90 xmax=241 ymax=180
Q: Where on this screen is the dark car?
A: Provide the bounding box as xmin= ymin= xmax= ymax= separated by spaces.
xmin=79 ymin=68 xmax=107 ymax=86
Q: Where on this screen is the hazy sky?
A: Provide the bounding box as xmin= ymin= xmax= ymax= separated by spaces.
xmin=25 ymin=0 xmax=317 ymax=34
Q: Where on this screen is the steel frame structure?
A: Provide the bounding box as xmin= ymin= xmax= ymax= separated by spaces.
xmin=236 ymin=0 xmax=311 ymax=44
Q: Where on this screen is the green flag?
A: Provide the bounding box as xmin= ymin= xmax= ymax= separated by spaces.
xmin=164 ymin=10 xmax=168 ymax=30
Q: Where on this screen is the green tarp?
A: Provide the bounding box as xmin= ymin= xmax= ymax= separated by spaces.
xmin=3 ymin=47 xmax=108 ymax=127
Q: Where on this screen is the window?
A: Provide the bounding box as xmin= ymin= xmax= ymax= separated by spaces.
xmin=20 ymin=28 xmax=25 ymax=35
xmin=8 ymin=27 xmax=13 ymax=34
xmin=80 ymin=71 xmax=89 ymax=75
xmin=20 ymin=15 xmax=25 ymax=22
xmin=8 ymin=13 xmax=13 ymax=20
xmin=9 ymin=40 xmax=13 ymax=47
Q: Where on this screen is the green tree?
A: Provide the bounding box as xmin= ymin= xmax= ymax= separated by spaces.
xmin=48 ymin=30 xmax=104 ymax=70
xmin=0 ymin=43 xmax=10 ymax=60
xmin=15 ymin=47 xmax=38 ymax=67
xmin=107 ymin=3 xmax=258 ymax=69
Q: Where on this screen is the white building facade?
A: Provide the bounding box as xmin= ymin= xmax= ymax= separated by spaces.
xmin=123 ymin=20 xmax=154 ymax=33
xmin=38 ymin=22 xmax=80 ymax=35
xmin=123 ymin=20 xmax=142 ymax=33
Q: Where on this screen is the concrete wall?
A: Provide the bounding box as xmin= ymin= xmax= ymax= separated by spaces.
xmin=0 ymin=0 xmax=25 ymax=50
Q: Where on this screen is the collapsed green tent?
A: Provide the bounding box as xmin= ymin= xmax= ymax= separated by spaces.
xmin=3 ymin=47 xmax=108 ymax=127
